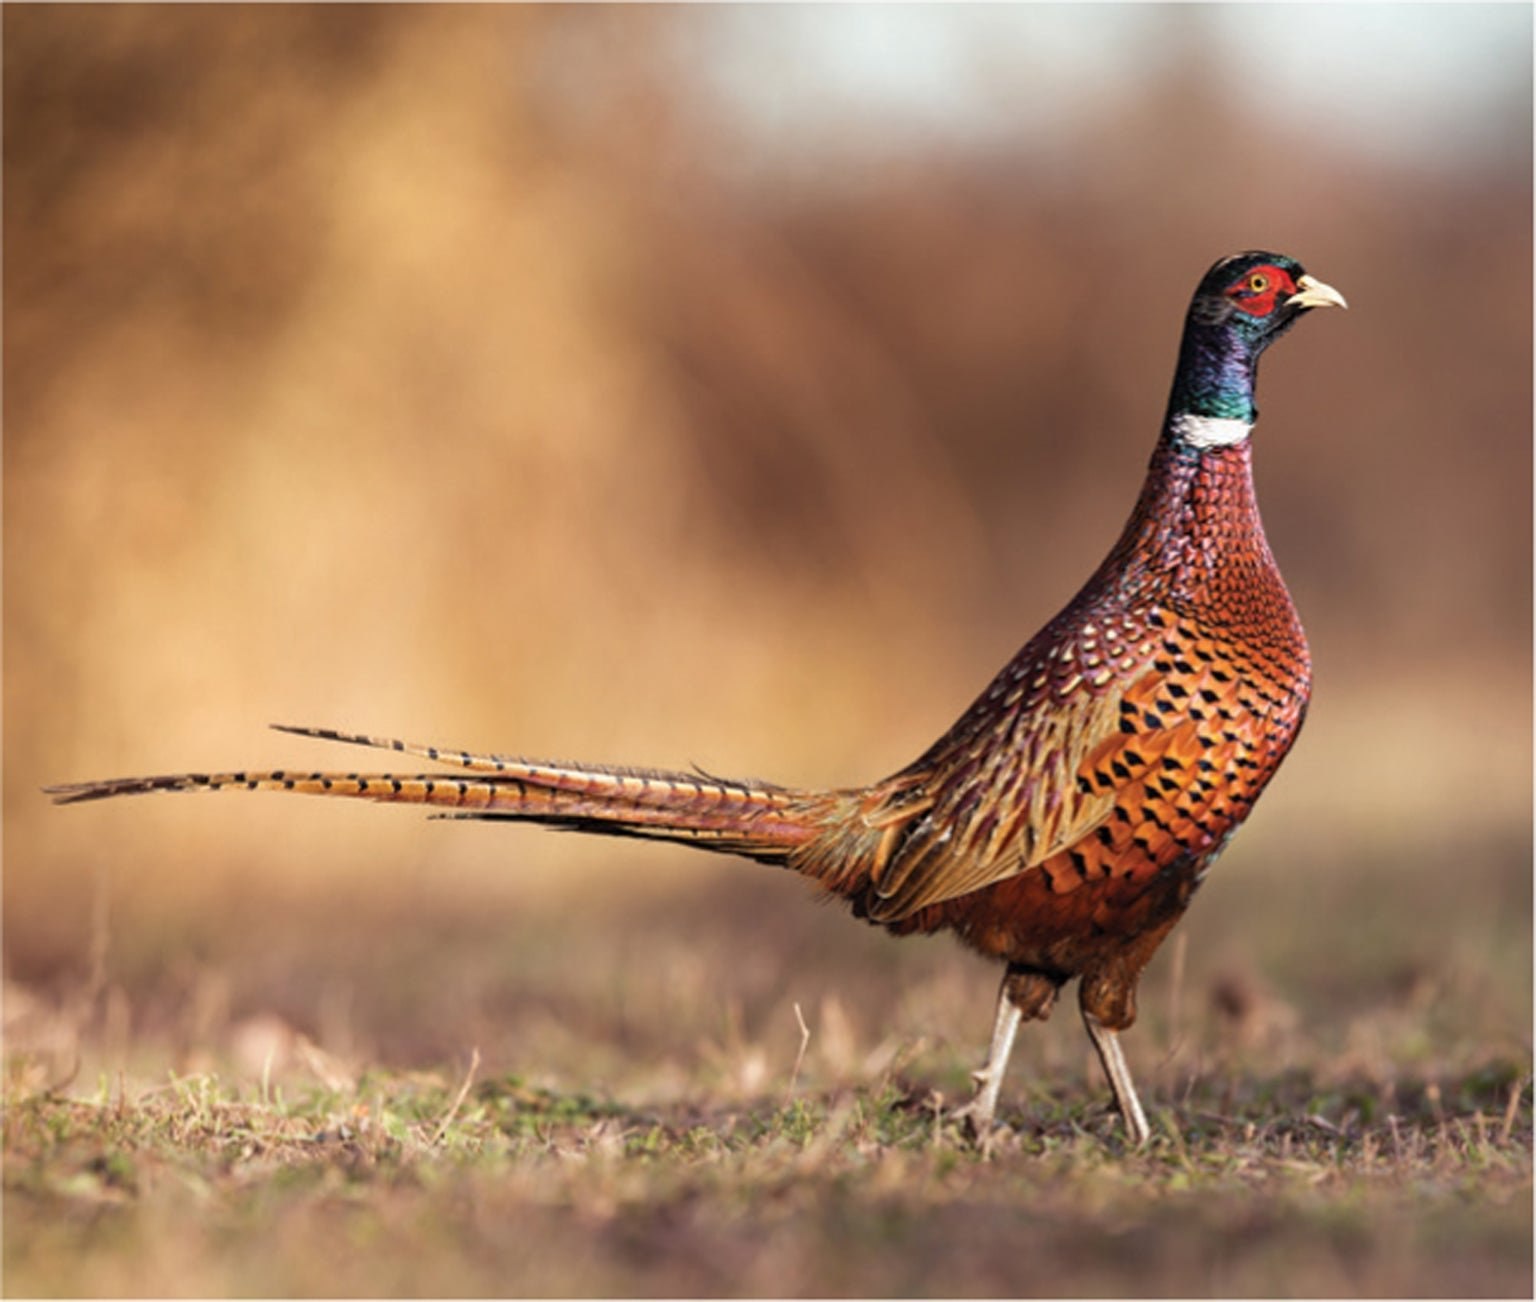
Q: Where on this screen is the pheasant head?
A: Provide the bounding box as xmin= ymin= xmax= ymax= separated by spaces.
xmin=1167 ymin=251 xmax=1347 ymax=443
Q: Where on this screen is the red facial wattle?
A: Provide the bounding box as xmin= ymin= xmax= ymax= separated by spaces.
xmin=1226 ymin=264 xmax=1299 ymax=317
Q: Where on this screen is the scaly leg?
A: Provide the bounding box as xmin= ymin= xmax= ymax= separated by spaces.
xmin=957 ymin=978 xmax=1022 ymax=1139
xmin=955 ymin=966 xmax=1060 ymax=1141
xmin=1081 ymin=1007 xmax=1151 ymax=1146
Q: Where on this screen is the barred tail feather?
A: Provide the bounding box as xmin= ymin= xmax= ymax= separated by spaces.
xmin=44 ymin=727 xmax=823 ymax=864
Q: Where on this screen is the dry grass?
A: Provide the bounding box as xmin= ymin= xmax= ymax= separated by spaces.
xmin=6 ymin=1049 xmax=1530 ymax=1297
xmin=6 ymin=830 xmax=1532 ymax=1297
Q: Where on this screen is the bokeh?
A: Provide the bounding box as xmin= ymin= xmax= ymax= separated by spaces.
xmin=6 ymin=6 xmax=1530 ymax=1098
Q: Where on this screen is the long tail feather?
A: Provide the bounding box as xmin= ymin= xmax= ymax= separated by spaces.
xmin=44 ymin=727 xmax=824 ymax=862
xmin=268 ymin=723 xmax=535 ymax=774
xmin=266 ymin=723 xmax=753 ymax=792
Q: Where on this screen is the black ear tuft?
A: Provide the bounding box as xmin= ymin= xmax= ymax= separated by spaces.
xmin=1189 ymin=293 xmax=1233 ymax=327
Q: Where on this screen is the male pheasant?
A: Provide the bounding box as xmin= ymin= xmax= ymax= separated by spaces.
xmin=50 ymin=251 xmax=1345 ymax=1146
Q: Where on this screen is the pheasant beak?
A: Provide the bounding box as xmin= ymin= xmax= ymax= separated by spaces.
xmin=1286 ymin=274 xmax=1348 ymax=311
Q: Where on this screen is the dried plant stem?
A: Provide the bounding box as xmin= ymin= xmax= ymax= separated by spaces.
xmin=785 ymin=1002 xmax=811 ymax=1103
xmin=431 ymin=1047 xmax=481 ymax=1147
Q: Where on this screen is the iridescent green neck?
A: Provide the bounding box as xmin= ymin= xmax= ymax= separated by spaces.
xmin=1166 ymin=322 xmax=1258 ymax=426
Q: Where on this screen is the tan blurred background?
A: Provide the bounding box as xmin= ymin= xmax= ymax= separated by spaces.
xmin=6 ymin=7 xmax=1530 ymax=1088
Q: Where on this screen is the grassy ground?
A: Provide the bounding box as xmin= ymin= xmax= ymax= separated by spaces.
xmin=6 ymin=835 xmax=1532 ymax=1298
xmin=6 ymin=1054 xmax=1530 ymax=1297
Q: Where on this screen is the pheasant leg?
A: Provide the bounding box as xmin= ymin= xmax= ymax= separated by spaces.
xmin=954 ymin=966 xmax=1062 ymax=1140
xmin=1082 ymin=1008 xmax=1151 ymax=1146
xmin=956 ymin=977 xmax=1022 ymax=1138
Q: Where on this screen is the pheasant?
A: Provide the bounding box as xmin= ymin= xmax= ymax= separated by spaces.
xmin=49 ymin=251 xmax=1345 ymax=1146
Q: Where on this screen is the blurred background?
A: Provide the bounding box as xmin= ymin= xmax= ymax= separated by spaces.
xmin=5 ymin=6 xmax=1530 ymax=1100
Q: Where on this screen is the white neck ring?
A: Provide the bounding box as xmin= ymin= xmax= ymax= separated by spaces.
xmin=1170 ymin=413 xmax=1253 ymax=449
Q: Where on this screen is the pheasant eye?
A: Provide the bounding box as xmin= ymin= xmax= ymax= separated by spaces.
xmin=1247 ymin=273 xmax=1270 ymax=293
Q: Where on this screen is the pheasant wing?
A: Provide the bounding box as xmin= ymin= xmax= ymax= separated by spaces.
xmin=865 ymin=664 xmax=1207 ymax=921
